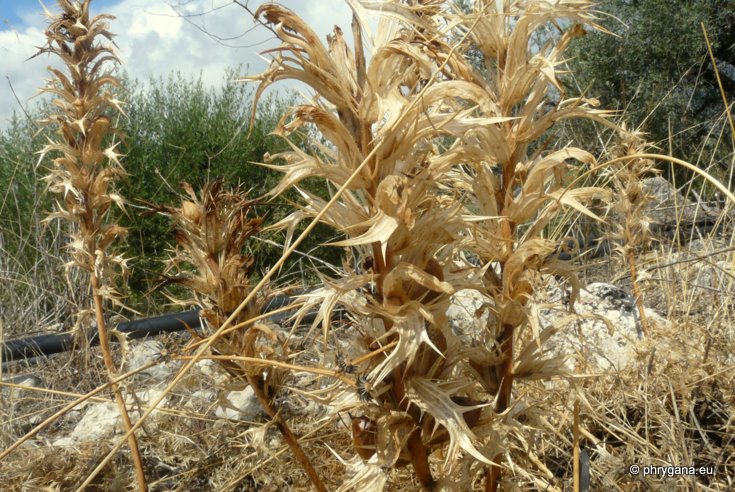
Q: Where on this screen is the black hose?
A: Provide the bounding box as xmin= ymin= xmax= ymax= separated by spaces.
xmin=1 ymin=294 xmax=311 ymax=363
xmin=1 ymin=310 xmax=202 ymax=362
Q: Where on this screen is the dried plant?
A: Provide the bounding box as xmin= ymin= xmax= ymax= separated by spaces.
xmin=31 ymin=0 xmax=147 ymax=489
xmin=605 ymin=125 xmax=658 ymax=336
xmin=247 ymin=3 xmax=484 ymax=488
xmin=245 ymin=1 xmax=616 ymax=489
xmin=448 ymin=3 xmax=616 ymax=489
xmin=150 ymin=179 xmax=326 ymax=491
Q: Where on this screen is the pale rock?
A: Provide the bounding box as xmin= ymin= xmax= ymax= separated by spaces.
xmin=215 ymin=387 xmax=263 ymax=421
xmin=53 ymin=389 xmax=167 ymax=447
xmin=126 ymin=340 xmax=177 ymax=381
xmin=446 ymin=281 xmax=669 ymax=373
xmin=53 ymin=401 xmax=120 ymax=447
xmin=662 ymin=239 xmax=735 ymax=299
xmin=185 ymin=389 xmax=217 ymax=411
xmin=1 ymin=375 xmax=44 ymax=431
xmin=196 ymin=359 xmax=229 ymax=384
xmin=2 ymin=374 xmax=42 ymax=401
xmin=538 ymin=282 xmax=668 ymax=372
xmin=130 ymin=388 xmax=167 ymax=408
xmin=447 ymin=289 xmax=491 ymax=336
xmin=691 ymin=260 xmax=732 ymax=292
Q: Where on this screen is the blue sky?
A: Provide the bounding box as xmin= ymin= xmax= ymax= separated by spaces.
xmin=1 ymin=0 xmax=118 ymax=29
xmin=0 ymin=0 xmax=38 ymax=28
xmin=0 ymin=0 xmax=354 ymax=129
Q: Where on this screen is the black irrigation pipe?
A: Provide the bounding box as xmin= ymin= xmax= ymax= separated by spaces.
xmin=1 ymin=294 xmax=319 ymax=363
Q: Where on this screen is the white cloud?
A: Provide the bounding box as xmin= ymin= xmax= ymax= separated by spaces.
xmin=0 ymin=0 xmax=356 ymax=129
xmin=0 ymin=22 xmax=49 ymax=126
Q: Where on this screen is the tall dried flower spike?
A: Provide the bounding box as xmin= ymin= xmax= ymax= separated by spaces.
xmin=448 ymin=2 xmax=614 ymax=489
xmin=157 ymin=180 xmax=263 ymax=324
xmin=35 ymin=1 xmax=146 ymax=489
xmin=606 ymin=124 xmax=658 ymax=336
xmin=247 ymin=3 xmax=487 ymax=487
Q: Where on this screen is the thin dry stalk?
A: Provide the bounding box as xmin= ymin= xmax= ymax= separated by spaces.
xmin=32 ymin=1 xmax=146 ymax=489
xmin=573 ymin=399 xmax=580 ymax=492
xmin=626 ymin=249 xmax=649 ymax=336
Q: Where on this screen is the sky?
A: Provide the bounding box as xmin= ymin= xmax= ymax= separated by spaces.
xmin=0 ymin=0 xmax=355 ymax=129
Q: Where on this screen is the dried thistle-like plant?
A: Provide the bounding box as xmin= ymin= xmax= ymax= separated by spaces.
xmin=152 ymin=179 xmax=326 ymax=491
xmin=245 ymin=0 xmax=621 ymax=489
xmin=448 ymin=3 xmax=615 ymax=489
xmin=248 ymin=3 xmax=485 ymax=488
xmin=156 ymin=180 xmax=263 ymax=327
xmin=32 ymin=1 xmax=146 ymax=490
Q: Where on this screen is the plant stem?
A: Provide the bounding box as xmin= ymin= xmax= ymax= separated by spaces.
xmin=486 ymin=322 xmax=515 ymax=492
xmin=573 ymin=400 xmax=581 ymax=492
xmin=244 ymin=373 xmax=326 ymax=492
xmin=494 ymin=323 xmax=515 ymax=414
xmin=407 ymin=428 xmax=434 ymax=490
xmin=486 ymin=461 xmax=502 ymax=492
xmin=90 ymin=273 xmax=148 ymax=491
xmin=625 ymin=248 xmax=650 ymax=337
xmin=390 ymin=368 xmax=434 ymax=490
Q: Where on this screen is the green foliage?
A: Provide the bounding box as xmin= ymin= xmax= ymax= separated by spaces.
xmin=567 ymin=0 xmax=735 ymax=181
xmin=0 ymin=69 xmax=341 ymax=317
xmin=117 ymin=69 xmax=340 ymax=309
xmin=0 ymin=113 xmax=53 ymax=264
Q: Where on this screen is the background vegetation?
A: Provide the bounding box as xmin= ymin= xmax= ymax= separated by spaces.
xmin=0 ymin=70 xmax=340 ymax=321
xmin=567 ymin=0 xmax=735 ymax=186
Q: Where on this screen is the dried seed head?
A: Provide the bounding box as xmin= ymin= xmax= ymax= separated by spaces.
xmin=159 ymin=179 xmax=263 ymax=326
xmin=37 ymin=0 xmax=128 ymax=301
xmin=181 ymin=201 xmax=202 ymax=224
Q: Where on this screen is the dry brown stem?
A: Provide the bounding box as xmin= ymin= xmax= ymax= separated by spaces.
xmin=625 ymin=248 xmax=650 ymax=336
xmin=246 ymin=372 xmax=327 ymax=492
xmin=91 ymin=274 xmax=147 ymax=489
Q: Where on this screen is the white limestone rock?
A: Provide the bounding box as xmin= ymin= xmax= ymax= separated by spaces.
xmin=52 ymin=389 xmax=167 ymax=447
xmin=53 ymin=401 xmax=120 ymax=447
xmin=446 ymin=281 xmax=669 ymax=373
xmin=214 ymin=387 xmax=263 ymax=421
xmin=537 ymin=282 xmax=668 ymax=372
xmin=126 ymin=340 xmax=178 ymax=381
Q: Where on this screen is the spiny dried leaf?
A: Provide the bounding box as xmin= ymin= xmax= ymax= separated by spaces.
xmin=406 ymin=377 xmax=492 ymax=471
